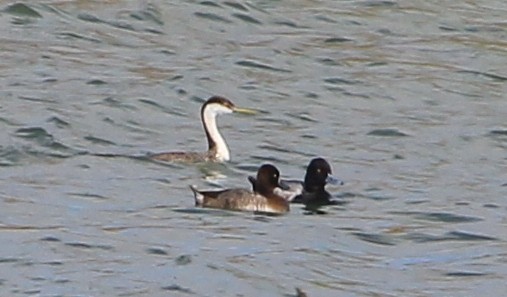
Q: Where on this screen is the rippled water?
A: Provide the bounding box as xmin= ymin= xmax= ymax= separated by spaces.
xmin=1 ymin=1 xmax=507 ymax=296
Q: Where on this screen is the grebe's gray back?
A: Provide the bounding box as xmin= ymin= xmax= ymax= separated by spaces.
xmin=150 ymin=96 xmax=255 ymax=163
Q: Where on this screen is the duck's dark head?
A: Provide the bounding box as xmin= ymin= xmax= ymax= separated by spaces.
xmin=304 ymin=158 xmax=335 ymax=192
xmin=255 ymin=164 xmax=282 ymax=194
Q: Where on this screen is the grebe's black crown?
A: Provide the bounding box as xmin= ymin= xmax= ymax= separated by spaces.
xmin=202 ymin=96 xmax=235 ymax=111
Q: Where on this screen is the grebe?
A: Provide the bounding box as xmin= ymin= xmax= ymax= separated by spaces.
xmin=189 ymin=164 xmax=290 ymax=214
xmin=149 ymin=96 xmax=255 ymax=163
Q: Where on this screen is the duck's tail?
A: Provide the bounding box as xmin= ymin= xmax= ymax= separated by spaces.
xmin=189 ymin=185 xmax=204 ymax=206
xmin=247 ymin=176 xmax=256 ymax=192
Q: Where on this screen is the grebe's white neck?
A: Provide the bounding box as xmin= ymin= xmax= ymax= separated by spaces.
xmin=202 ymin=103 xmax=233 ymax=161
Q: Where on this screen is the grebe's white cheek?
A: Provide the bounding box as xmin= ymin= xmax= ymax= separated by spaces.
xmin=219 ymin=105 xmax=234 ymax=115
xmin=207 ymin=104 xmax=233 ymax=116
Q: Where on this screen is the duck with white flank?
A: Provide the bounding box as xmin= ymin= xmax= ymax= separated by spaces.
xmin=150 ymin=96 xmax=255 ymax=163
xmin=289 ymin=158 xmax=342 ymax=208
xmin=189 ymin=164 xmax=290 ymax=214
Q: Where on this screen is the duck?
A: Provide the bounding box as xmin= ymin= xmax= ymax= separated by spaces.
xmin=248 ymin=158 xmax=342 ymax=208
xmin=149 ymin=96 xmax=255 ymax=163
xmin=189 ymin=164 xmax=290 ymax=214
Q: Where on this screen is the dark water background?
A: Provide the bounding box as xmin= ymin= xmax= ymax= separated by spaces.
xmin=1 ymin=1 xmax=506 ymax=296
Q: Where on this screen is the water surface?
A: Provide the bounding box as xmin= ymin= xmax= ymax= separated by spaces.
xmin=1 ymin=1 xmax=506 ymax=296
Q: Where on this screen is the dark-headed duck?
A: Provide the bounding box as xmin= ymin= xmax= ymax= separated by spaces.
xmin=289 ymin=158 xmax=342 ymax=208
xmin=190 ymin=164 xmax=289 ymax=214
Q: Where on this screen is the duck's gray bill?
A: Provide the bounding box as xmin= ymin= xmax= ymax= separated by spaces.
xmin=326 ymin=175 xmax=344 ymax=185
